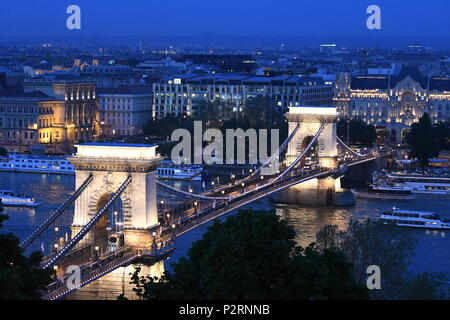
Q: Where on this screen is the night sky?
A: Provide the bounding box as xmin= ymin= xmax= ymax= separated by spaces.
xmin=0 ymin=0 xmax=449 ymax=38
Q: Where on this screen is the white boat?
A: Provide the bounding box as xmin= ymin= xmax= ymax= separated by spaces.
xmin=373 ymin=169 xmax=450 ymax=195
xmin=0 ymin=153 xmax=75 ymax=175
xmin=0 ymin=190 xmax=41 ymax=207
xmin=157 ymin=161 xmax=203 ymax=181
xmin=351 ymin=185 xmax=415 ymax=200
xmin=379 ymin=207 xmax=450 ymax=230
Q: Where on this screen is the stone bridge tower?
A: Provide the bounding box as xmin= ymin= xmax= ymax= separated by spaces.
xmin=69 ymin=143 xmax=162 ymax=249
xmin=285 ymin=105 xmax=338 ymax=169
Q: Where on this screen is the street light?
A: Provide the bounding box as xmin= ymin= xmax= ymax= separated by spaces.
xmin=346 ymin=117 xmax=351 ymax=145
xmin=54 ymin=227 xmax=59 ymax=232
xmin=152 ymin=232 xmax=157 ymax=252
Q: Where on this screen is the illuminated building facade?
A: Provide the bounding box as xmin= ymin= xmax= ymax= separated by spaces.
xmin=97 ymin=86 xmax=152 ymax=136
xmin=335 ymin=67 xmax=450 ymax=141
xmin=0 ymin=90 xmax=48 ymax=147
xmin=153 ymin=74 xmax=333 ymax=119
xmin=24 ymin=79 xmax=98 ymax=146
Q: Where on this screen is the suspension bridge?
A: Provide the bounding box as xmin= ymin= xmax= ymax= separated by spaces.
xmin=17 ymin=105 xmax=389 ymax=300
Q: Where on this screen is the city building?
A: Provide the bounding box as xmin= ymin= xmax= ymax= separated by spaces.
xmin=153 ymin=74 xmax=333 ymax=119
xmin=0 ymin=89 xmax=50 ymax=150
xmin=335 ymin=66 xmax=450 ymax=141
xmin=80 ymin=65 xmax=141 ymax=88
xmin=180 ymin=55 xmax=257 ymax=73
xmin=137 ymin=57 xmax=192 ymax=76
xmin=97 ymin=85 xmax=152 ymax=136
xmin=23 ymin=77 xmax=98 ymax=148
xmin=319 ymin=44 xmax=337 ymax=55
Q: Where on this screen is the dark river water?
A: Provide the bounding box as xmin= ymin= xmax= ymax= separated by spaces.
xmin=1 ymin=168 xmax=449 ymax=280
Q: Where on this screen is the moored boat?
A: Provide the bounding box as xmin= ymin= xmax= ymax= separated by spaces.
xmin=372 ymin=169 xmax=450 ymax=195
xmin=0 ymin=152 xmax=75 ymax=175
xmin=378 ymin=207 xmax=450 ymax=230
xmin=0 ymin=190 xmax=41 ymax=207
xmin=351 ymin=184 xmax=415 ymax=200
xmin=157 ymin=161 xmax=203 ymax=181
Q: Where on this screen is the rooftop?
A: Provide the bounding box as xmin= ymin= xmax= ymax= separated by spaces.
xmin=73 ymin=143 xmax=159 ymax=161
xmin=288 ymin=105 xmax=337 ymax=117
xmin=160 ymin=74 xmax=328 ymax=86
xmin=76 ymin=142 xmax=158 ymax=148
xmin=351 ymin=66 xmax=450 ymax=91
xmin=0 ymin=88 xmax=51 ymax=99
xmin=290 ymin=105 xmax=335 ymax=108
xmin=97 ymin=85 xmax=152 ymax=95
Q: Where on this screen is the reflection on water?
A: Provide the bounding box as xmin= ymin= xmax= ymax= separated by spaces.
xmin=275 ymin=194 xmax=450 ymax=275
xmin=0 ymin=172 xmax=74 ymax=245
xmin=67 ymin=260 xmax=166 ymax=300
xmin=170 ymin=194 xmax=450 ymax=276
xmin=274 ymin=204 xmax=352 ymax=248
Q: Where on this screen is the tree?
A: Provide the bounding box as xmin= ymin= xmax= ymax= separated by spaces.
xmin=337 ymin=119 xmax=377 ymax=146
xmin=242 ymin=96 xmax=283 ymax=130
xmin=0 ymin=211 xmax=54 ymax=299
xmin=315 ymin=220 xmax=448 ymax=299
xmin=0 ymin=146 xmax=7 ymax=157
xmin=402 ymin=272 xmax=449 ymax=300
xmin=192 ymin=101 xmax=221 ymax=128
xmin=405 ymin=113 xmax=440 ymax=169
xmin=433 ymin=121 xmax=450 ymax=151
xmin=131 ymin=209 xmax=368 ymax=300
xmin=143 ymin=114 xmax=191 ymax=140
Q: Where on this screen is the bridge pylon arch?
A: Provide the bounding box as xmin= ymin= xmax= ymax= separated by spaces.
xmin=285 ymin=106 xmax=338 ymax=169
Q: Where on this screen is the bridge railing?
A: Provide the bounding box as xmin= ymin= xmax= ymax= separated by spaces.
xmin=21 ymin=174 xmax=94 ymax=249
xmin=244 ymin=124 xmax=300 ymax=180
xmin=42 ymin=247 xmax=138 ymax=300
xmin=274 ymin=125 xmax=324 ymax=182
xmin=42 ymin=176 xmax=132 ymax=269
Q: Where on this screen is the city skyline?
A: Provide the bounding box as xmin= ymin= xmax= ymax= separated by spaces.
xmin=0 ymin=0 xmax=449 ymax=303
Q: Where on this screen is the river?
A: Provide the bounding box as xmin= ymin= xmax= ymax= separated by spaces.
xmin=1 ymin=168 xmax=449 ymax=294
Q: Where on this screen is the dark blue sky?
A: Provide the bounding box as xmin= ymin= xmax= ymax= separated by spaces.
xmin=1 ymin=0 xmax=449 ymax=37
